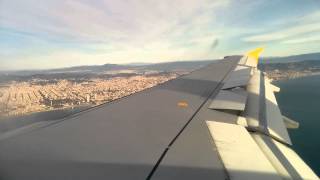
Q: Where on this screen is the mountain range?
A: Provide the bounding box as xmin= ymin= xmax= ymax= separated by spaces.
xmin=0 ymin=60 xmax=214 ymax=76
xmin=261 ymin=52 xmax=320 ymax=64
xmin=1 ymin=52 xmax=320 ymax=76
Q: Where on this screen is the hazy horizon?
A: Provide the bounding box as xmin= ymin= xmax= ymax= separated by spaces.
xmin=2 ymin=51 xmax=320 ymax=71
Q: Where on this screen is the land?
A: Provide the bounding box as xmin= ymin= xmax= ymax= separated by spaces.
xmin=0 ymin=60 xmax=212 ymax=117
xmin=259 ymin=59 xmax=320 ymax=81
xmin=0 ymin=72 xmax=183 ymax=117
xmin=1 ymin=52 xmax=320 ymax=117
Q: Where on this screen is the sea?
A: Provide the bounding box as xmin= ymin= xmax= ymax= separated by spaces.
xmin=275 ymin=74 xmax=320 ymax=176
xmin=0 ymin=75 xmax=319 ymax=176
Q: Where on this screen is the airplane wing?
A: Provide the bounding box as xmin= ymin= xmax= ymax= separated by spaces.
xmin=0 ymin=48 xmax=318 ymax=180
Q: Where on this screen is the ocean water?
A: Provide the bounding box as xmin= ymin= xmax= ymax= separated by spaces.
xmin=275 ymin=75 xmax=320 ymax=176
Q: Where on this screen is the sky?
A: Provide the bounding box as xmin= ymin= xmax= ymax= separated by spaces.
xmin=1 ymin=0 xmax=320 ymax=70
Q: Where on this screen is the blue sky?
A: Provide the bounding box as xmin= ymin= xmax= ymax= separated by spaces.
xmin=1 ymin=0 xmax=320 ymax=70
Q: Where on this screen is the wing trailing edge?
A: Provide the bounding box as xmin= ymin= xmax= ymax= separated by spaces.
xmin=205 ymin=48 xmax=319 ymax=179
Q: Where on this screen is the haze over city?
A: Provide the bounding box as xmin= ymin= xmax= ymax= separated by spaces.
xmin=1 ymin=0 xmax=320 ymax=70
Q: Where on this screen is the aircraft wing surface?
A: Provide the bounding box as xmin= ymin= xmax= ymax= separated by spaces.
xmin=0 ymin=49 xmax=318 ymax=180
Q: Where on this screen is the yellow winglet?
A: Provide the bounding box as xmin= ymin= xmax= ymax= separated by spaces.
xmin=246 ymin=47 xmax=264 ymax=64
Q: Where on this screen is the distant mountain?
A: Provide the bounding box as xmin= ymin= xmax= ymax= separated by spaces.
xmin=138 ymin=60 xmax=213 ymax=71
xmin=57 ymin=60 xmax=214 ymax=72
xmin=259 ymin=59 xmax=320 ymax=71
xmin=261 ymin=52 xmax=320 ymax=64
xmin=0 ymin=60 xmax=216 ymax=84
xmin=0 ymin=60 xmax=215 ymax=76
xmin=0 ymin=64 xmax=134 ymax=76
xmin=3 ymin=51 xmax=320 ymax=76
xmin=54 ymin=63 xmax=132 ymax=73
xmin=124 ymin=62 xmax=152 ymax=66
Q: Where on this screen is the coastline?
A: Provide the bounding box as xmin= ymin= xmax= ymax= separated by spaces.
xmin=0 ymin=105 xmax=91 ymax=134
xmin=274 ymin=74 xmax=320 ymax=176
xmin=0 ymin=104 xmax=92 ymax=119
xmin=3 ymin=71 xmax=319 ymax=119
xmin=266 ymin=71 xmax=320 ymax=82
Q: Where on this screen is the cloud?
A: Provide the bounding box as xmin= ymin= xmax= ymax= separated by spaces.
xmin=282 ymin=34 xmax=320 ymax=44
xmin=1 ymin=0 xmax=320 ymax=70
xmin=0 ymin=0 xmax=229 ymax=43
xmin=0 ymin=0 xmax=232 ymax=70
xmin=242 ymin=10 xmax=320 ymax=43
xmin=243 ymin=22 xmax=320 ymax=42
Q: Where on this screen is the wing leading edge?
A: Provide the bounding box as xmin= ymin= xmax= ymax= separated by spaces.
xmin=0 ymin=56 xmax=238 ymax=179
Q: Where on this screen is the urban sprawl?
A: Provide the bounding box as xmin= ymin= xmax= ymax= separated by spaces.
xmin=0 ymin=73 xmax=179 ymax=117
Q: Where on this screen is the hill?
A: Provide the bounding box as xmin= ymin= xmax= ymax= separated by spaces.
xmin=259 ymin=59 xmax=320 ymax=71
xmin=0 ymin=60 xmax=214 ymax=76
xmin=261 ymin=52 xmax=320 ymax=64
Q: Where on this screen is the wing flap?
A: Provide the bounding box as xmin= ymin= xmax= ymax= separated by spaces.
xmin=222 ymin=65 xmax=252 ymax=89
xmin=208 ymin=89 xmax=248 ymax=111
xmin=206 ymin=121 xmax=282 ymax=180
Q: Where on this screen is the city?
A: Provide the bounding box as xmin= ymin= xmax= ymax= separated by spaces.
xmin=0 ymin=73 xmax=179 ymax=117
